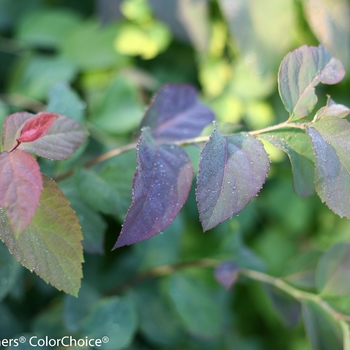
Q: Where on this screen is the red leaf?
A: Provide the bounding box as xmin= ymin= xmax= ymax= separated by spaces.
xmin=0 ymin=150 xmax=43 ymax=234
xmin=17 ymin=112 xmax=58 ymax=143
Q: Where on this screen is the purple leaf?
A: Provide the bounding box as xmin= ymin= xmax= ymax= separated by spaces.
xmin=140 ymin=84 xmax=215 ymax=142
xmin=278 ymin=45 xmax=345 ymax=121
xmin=307 ymin=117 xmax=350 ymax=219
xmin=18 ymin=114 xmax=87 ymax=160
xmin=214 ymin=261 xmax=240 ymax=290
xmin=0 ymin=150 xmax=42 ymax=234
xmin=113 ymin=128 xmax=193 ymax=248
xmin=196 ymin=128 xmax=269 ymax=231
xmin=2 ymin=112 xmax=35 ymax=152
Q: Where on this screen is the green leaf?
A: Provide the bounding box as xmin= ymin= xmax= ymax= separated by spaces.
xmin=259 ymin=129 xmax=315 ymax=197
xmin=61 ymin=20 xmax=130 ymax=70
xmin=9 ymin=55 xmax=77 ymax=100
xmin=64 ymin=281 xmax=100 ymax=333
xmin=0 ymin=240 xmax=21 ymax=301
xmin=47 ymin=83 xmax=86 ymax=123
xmin=279 ymin=45 xmax=345 ymax=121
xmin=307 ymin=117 xmax=350 ymax=219
xmin=75 ymin=151 xmax=135 ymax=218
xmin=59 ymin=177 xmax=106 ymax=254
xmin=283 ymin=250 xmax=322 ymax=291
xmin=316 ymin=242 xmax=350 ymax=297
xmin=129 ymin=281 xmax=183 ymax=347
xmin=219 ymin=0 xmax=296 ymax=72
xmin=165 ymin=273 xmax=224 ymax=339
xmin=302 ymin=0 xmax=350 ymax=67
xmin=302 ymin=300 xmax=343 ymax=350
xmin=0 ymin=175 xmax=83 ymax=296
xmin=90 ymin=76 xmax=144 ymax=135
xmin=16 ymin=9 xmax=82 ymax=49
xmin=80 ymin=296 xmax=138 ymax=350
xmin=114 ymin=22 xmax=171 ymax=59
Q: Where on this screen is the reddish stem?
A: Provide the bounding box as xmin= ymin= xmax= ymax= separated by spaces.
xmin=8 ymin=140 xmax=21 ymax=152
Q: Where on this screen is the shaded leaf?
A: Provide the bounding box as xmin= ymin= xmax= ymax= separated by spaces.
xmin=114 ymin=128 xmax=193 ymax=248
xmin=314 ymin=96 xmax=350 ymax=121
xmin=214 ymin=261 xmax=240 ymax=290
xmin=2 ymin=112 xmax=35 ymax=152
xmin=19 ymin=115 xmax=87 ymax=160
xmin=61 ymin=20 xmax=130 ymax=71
xmin=16 ymin=9 xmax=82 ymax=49
xmin=76 ymin=151 xmax=135 ymax=217
xmin=307 ymin=117 xmax=350 ymax=218
xmin=283 ymin=250 xmax=322 ymax=291
xmin=316 ymin=242 xmax=350 ymax=297
xmin=196 ymin=128 xmax=269 ymax=231
xmin=59 ymin=177 xmax=106 ymax=255
xmin=129 ymin=281 xmax=183 ymax=346
xmin=90 ymin=76 xmax=144 ymax=135
xmin=259 ymin=129 xmax=315 ymax=197
xmin=0 ymin=240 xmax=21 ymax=301
xmin=303 ymin=0 xmax=350 ymax=67
xmin=264 ymin=284 xmax=301 ymax=327
xmin=165 ymin=273 xmax=224 ymax=339
xmin=47 ymin=83 xmax=86 ymax=123
xmin=17 ymin=112 xmax=58 ymax=143
xmin=302 ymin=300 xmax=343 ymax=350
xmin=140 ymin=84 xmax=215 ymax=142
xmin=8 ymin=55 xmax=77 ymax=100
xmin=278 ymin=45 xmax=345 ymax=121
xmin=64 ymin=282 xmax=100 ymax=332
xmin=0 ymin=150 xmax=42 ymax=234
xmin=80 ymin=296 xmax=138 ymax=350
xmin=0 ymin=175 xmax=83 ymax=296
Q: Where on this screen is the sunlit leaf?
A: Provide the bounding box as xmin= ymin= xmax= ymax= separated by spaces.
xmin=114 ymin=22 xmax=171 ymax=59
xmin=140 ymin=84 xmax=215 ymax=142
xmin=259 ymin=128 xmax=315 ymax=197
xmin=114 ymin=128 xmax=193 ymax=248
xmin=214 ymin=261 xmax=240 ymax=290
xmin=218 ymin=0 xmax=296 ymax=72
xmin=316 ymin=242 xmax=350 ymax=297
xmin=279 ymin=45 xmax=345 ymax=121
xmin=18 ymin=115 xmax=87 ymax=160
xmin=80 ymin=296 xmax=138 ymax=350
xmin=303 ymin=0 xmax=350 ymax=66
xmin=0 ymin=176 xmax=83 ymax=296
xmin=0 ymin=150 xmax=42 ymax=234
xmin=196 ymin=127 xmax=269 ymax=231
xmin=307 ymin=117 xmax=350 ymax=218
xmin=314 ymin=96 xmax=350 ymax=121
xmin=302 ymin=300 xmax=343 ymax=350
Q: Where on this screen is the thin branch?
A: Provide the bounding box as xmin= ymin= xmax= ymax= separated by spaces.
xmin=54 ymin=121 xmax=307 ymax=181
xmin=109 ymin=258 xmax=350 ymax=324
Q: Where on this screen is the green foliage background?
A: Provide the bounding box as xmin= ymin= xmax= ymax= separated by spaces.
xmin=0 ymin=0 xmax=350 ymax=349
